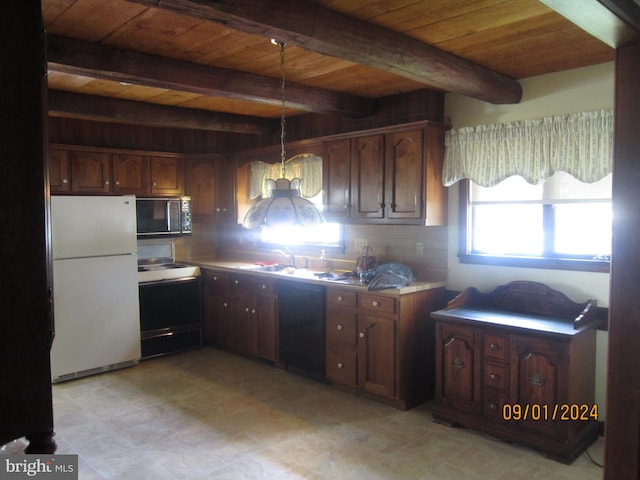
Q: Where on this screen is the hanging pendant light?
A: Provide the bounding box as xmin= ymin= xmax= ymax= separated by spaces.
xmin=243 ymin=41 xmax=325 ymax=230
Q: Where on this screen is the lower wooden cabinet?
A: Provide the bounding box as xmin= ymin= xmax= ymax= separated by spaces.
xmin=325 ymin=286 xmax=445 ymax=410
xmin=202 ymin=268 xmax=277 ymax=362
xmin=202 ymin=267 xmax=445 ymax=410
xmin=437 ymin=323 xmax=481 ymax=415
xmin=202 ymin=269 xmax=231 ymax=347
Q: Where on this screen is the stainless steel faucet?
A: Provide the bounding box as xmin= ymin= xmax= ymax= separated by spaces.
xmin=272 ymin=247 xmax=295 ymax=267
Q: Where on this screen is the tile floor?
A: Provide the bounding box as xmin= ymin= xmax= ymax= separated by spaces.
xmin=5 ymin=348 xmax=604 ymax=479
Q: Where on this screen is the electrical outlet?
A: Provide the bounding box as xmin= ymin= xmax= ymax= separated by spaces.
xmin=416 ymin=242 xmax=424 ymax=256
xmin=354 ymin=238 xmax=368 ymax=251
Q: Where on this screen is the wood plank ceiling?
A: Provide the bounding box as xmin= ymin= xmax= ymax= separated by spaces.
xmin=42 ymin=0 xmax=615 ymax=133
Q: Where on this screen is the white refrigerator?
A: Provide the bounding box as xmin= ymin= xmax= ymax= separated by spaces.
xmin=50 ymin=195 xmax=141 ymax=382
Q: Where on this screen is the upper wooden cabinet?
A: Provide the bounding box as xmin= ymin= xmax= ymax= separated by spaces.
xmin=48 ymin=144 xmax=183 ymax=196
xmin=323 ymin=122 xmax=448 ymax=225
xmin=385 ymin=128 xmax=425 ymax=221
xmin=149 ymin=155 xmax=183 ymax=196
xmin=112 ymin=153 xmax=149 ymax=195
xmin=352 ymin=134 xmax=385 ymax=220
xmin=185 ymin=153 xmax=234 ymax=221
xmin=322 ymin=139 xmax=352 ymax=220
xmin=68 ymin=150 xmax=111 ymax=194
xmin=48 ymin=147 xmax=71 ymax=193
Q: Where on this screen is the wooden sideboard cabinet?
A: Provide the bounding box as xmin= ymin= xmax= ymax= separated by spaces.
xmin=325 ymin=285 xmax=445 ymax=410
xmin=431 ymin=281 xmax=601 ymax=463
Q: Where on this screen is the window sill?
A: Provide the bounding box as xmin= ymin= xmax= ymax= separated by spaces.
xmin=458 ymin=253 xmax=610 ymax=273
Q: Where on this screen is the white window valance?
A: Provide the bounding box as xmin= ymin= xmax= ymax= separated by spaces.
xmin=248 ymin=154 xmax=323 ymax=199
xmin=443 ymin=109 xmax=613 ymax=187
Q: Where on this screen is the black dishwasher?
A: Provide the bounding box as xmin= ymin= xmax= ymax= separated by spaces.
xmin=277 ymin=280 xmax=326 ymax=380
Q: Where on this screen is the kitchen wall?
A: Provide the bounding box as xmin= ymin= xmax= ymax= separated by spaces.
xmin=444 ymin=61 xmax=614 ymax=416
xmin=183 ymin=221 xmax=449 ymax=281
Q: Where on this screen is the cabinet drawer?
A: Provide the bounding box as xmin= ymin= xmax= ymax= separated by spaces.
xmin=326 ymin=347 xmax=357 ymax=386
xmin=326 ymin=289 xmax=356 ymax=308
xmin=203 ymin=270 xmax=228 ymax=286
xmin=358 ymin=293 xmax=397 ymax=314
xmin=253 ymin=278 xmax=275 ymax=295
xmin=484 ymin=333 xmax=509 ymax=362
xmin=484 ymin=390 xmax=509 ymax=421
xmin=231 ymin=275 xmax=275 ymax=295
xmin=483 ymin=363 xmax=508 ymax=391
xmin=326 ymin=308 xmax=357 ymax=345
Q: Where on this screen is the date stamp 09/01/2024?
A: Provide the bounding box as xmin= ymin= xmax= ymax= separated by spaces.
xmin=501 ymin=403 xmax=599 ymax=422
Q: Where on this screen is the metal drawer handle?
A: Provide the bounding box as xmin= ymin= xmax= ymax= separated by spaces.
xmin=337 ymin=295 xmax=343 ymax=301
xmin=213 ymin=276 xmax=218 ymax=280
xmin=372 ymin=301 xmax=379 ymax=307
xmin=337 ymin=362 xmax=343 ymax=369
xmin=359 ymin=332 xmax=365 ymax=338
xmin=337 ymin=324 xmax=343 ymax=330
xmin=62 ymin=178 xmax=68 ymax=184
xmin=490 ymin=373 xmax=498 ymax=380
xmin=251 ymin=309 xmax=256 ymax=314
xmin=452 ymin=357 xmax=464 ymax=369
xmin=245 ymin=307 xmax=249 ymax=312
xmin=234 ymin=280 xmax=240 ymax=284
xmin=490 ymin=403 xmax=498 ymax=410
xmin=490 ymin=343 xmax=499 ymax=350
xmin=529 ymin=374 xmax=545 ymax=386
xmin=223 ymin=302 xmax=228 ymax=308
xmin=261 ymin=284 xmax=267 ymax=289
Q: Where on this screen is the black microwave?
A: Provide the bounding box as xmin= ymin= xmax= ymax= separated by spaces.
xmin=135 ymin=197 xmax=192 ymax=237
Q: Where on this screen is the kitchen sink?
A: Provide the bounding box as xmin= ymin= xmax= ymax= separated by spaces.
xmin=233 ymin=262 xmax=358 ymax=284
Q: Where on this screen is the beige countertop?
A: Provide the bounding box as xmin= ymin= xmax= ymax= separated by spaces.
xmin=185 ymin=258 xmax=446 ymax=295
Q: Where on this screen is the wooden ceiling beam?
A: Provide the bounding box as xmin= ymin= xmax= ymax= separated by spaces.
xmin=46 ymin=34 xmax=374 ymax=117
xmin=48 ymin=90 xmax=276 ymax=134
xmin=541 ymin=0 xmax=639 ymax=47
xmin=125 ymin=0 xmax=522 ymax=104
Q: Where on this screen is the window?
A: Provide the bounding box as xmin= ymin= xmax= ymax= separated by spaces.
xmin=259 ymin=191 xmax=344 ymax=248
xmin=461 ymin=172 xmax=611 ymax=272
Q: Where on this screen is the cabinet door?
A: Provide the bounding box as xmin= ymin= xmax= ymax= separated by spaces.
xmin=516 ymin=336 xmax=561 ymax=431
xmin=436 ymin=323 xmax=480 ymax=413
xmin=186 ymin=157 xmax=216 ymax=216
xmin=323 ymin=139 xmax=351 ymax=220
xmin=112 ymin=153 xmax=149 ymax=195
xmin=69 ymin=150 xmax=111 ymax=193
xmin=202 ymin=270 xmax=231 ymax=347
xmin=357 ymin=314 xmax=396 ymax=397
xmin=215 ymin=159 xmax=235 ymax=222
xmin=253 ymin=292 xmax=277 ymax=361
xmin=49 ymin=147 xmax=70 ymax=193
xmin=230 ymin=276 xmax=253 ymax=355
xmin=351 ymin=135 xmax=384 ymax=219
xmin=149 ymin=155 xmax=183 ymax=195
xmin=385 ymin=129 xmax=424 ymax=220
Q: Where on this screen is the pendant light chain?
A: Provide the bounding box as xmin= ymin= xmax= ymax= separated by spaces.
xmin=279 ymin=41 xmax=287 ymax=178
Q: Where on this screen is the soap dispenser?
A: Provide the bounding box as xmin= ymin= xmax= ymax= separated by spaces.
xmin=320 ymin=249 xmax=330 ymax=271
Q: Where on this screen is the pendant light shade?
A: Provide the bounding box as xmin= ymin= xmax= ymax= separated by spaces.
xmin=243 ymin=178 xmax=325 ymax=229
xmin=242 ymin=41 xmax=325 ymax=230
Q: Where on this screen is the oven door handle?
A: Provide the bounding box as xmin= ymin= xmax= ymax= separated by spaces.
xmin=139 ymin=276 xmax=200 ymax=286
